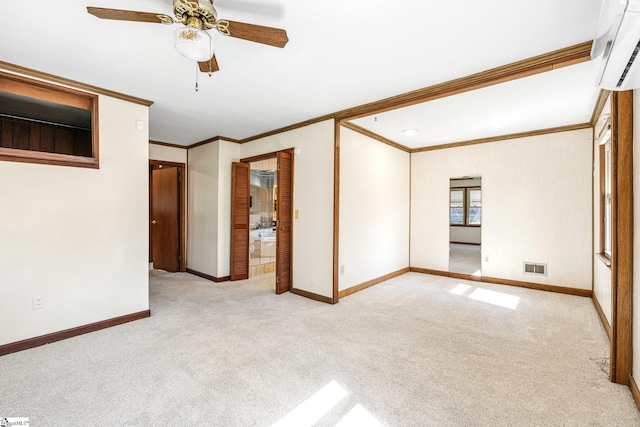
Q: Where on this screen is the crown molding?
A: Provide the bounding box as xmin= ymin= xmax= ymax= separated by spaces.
xmin=411 ymin=123 xmax=592 ymax=153
xmin=335 ymin=41 xmax=593 ymax=121
xmin=340 ymin=122 xmax=411 ymax=152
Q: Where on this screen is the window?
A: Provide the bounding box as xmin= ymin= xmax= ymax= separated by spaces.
xmin=450 ymin=187 xmax=481 ymax=226
xmin=450 ymin=189 xmax=464 ymax=224
xmin=468 ymin=188 xmax=482 ymax=225
xmin=600 ymin=128 xmax=612 ymax=258
xmin=0 ymin=71 xmax=98 ymax=168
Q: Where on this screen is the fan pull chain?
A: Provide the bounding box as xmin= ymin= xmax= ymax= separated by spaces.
xmin=195 ymin=62 xmax=199 ymax=92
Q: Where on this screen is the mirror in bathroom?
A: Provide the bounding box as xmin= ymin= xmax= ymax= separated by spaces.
xmin=249 ymin=158 xmax=278 ymax=277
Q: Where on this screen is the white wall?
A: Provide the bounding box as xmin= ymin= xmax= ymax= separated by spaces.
xmin=188 ymin=142 xmax=221 ymax=277
xmin=411 ymin=129 xmax=592 ymax=290
xmin=239 ymin=120 xmax=335 ymax=298
xmin=450 ymin=226 xmax=481 ymax=244
xmin=633 ymin=89 xmax=640 ymax=384
xmin=593 ymin=95 xmax=612 ymax=324
xmin=339 ymin=127 xmax=410 ymax=291
xmin=149 ymin=143 xmax=187 ymax=164
xmin=216 ymin=140 xmax=241 ymax=277
xmin=0 ymin=95 xmax=149 ymax=346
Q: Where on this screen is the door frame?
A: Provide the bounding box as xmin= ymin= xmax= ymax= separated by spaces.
xmin=609 ymin=91 xmax=634 ymax=385
xmin=239 ymin=148 xmax=295 ymax=292
xmin=149 ymin=160 xmax=187 ymax=272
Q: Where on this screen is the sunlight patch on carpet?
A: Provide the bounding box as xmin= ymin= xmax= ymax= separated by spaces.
xmin=450 ymin=284 xmax=472 ymax=295
xmin=468 ymin=288 xmax=520 ymax=310
xmin=271 ymin=380 xmax=348 ymax=427
xmin=335 ymin=404 xmax=384 ymax=426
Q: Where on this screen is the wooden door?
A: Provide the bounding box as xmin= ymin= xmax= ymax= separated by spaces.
xmin=151 ymin=166 xmax=180 ymax=272
xmin=230 ymin=162 xmax=250 ymax=280
xmin=276 ymin=151 xmax=293 ymax=294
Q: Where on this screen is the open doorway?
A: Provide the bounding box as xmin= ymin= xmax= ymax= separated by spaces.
xmin=230 ymin=149 xmax=293 ymax=294
xmin=248 ymin=158 xmax=277 ymax=277
xmin=449 ymin=177 xmax=481 ymax=277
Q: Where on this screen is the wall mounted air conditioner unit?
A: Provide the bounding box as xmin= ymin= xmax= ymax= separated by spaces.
xmin=592 ymin=0 xmax=640 ymax=90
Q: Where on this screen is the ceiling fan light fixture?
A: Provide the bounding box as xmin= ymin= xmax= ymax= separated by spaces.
xmin=174 ymin=27 xmax=214 ymax=62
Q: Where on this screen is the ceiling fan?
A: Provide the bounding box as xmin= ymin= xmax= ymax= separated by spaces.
xmin=87 ymin=0 xmax=289 ymax=75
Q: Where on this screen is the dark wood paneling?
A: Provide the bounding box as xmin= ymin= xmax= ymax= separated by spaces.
xmin=1 ymin=119 xmax=12 ymax=148
xmin=12 ymin=122 xmax=30 ymax=150
xmin=29 ymin=124 xmax=40 ymax=151
xmin=73 ymin=129 xmax=92 ymax=157
xmin=0 ymin=310 xmax=150 ymax=357
xmin=0 ymin=147 xmax=98 ymax=168
xmin=54 ymin=128 xmax=74 ymax=155
xmin=0 ymin=117 xmax=92 ymax=157
xmin=0 ymin=71 xmax=99 ymax=168
xmin=39 ymin=126 xmax=55 ymax=153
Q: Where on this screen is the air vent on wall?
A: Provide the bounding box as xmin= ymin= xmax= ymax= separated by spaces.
xmin=523 ymin=262 xmax=547 ymax=276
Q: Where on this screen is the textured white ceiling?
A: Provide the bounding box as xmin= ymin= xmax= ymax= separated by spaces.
xmin=0 ymin=0 xmax=603 ymax=146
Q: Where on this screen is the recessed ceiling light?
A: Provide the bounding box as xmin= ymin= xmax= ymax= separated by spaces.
xmin=402 ymin=128 xmax=417 ymax=137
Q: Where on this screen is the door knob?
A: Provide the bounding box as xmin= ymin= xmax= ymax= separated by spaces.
xmin=151 ymin=220 xmax=157 ymax=224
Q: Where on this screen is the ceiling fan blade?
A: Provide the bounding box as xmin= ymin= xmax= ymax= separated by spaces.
xmin=199 ymin=55 xmax=220 ymax=73
xmin=87 ymin=7 xmax=173 ymax=24
xmin=223 ymin=21 xmax=289 ymax=48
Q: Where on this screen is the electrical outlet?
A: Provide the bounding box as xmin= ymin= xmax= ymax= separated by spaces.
xmin=340 ymin=265 xmax=345 ymax=275
xmin=484 ymin=256 xmax=490 ymax=262
xmin=295 ymin=210 xmax=300 ymax=219
xmin=32 ymin=296 xmax=43 ymax=310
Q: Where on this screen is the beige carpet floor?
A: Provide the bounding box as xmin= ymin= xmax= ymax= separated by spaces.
xmin=1 ymin=271 xmax=639 ymax=426
xmin=449 ymin=243 xmax=481 ymax=275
